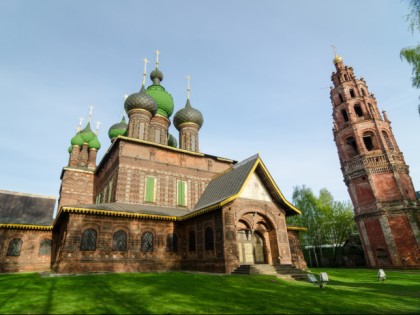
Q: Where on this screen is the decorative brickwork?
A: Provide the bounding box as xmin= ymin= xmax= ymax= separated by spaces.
xmin=330 ymin=54 xmax=420 ymax=268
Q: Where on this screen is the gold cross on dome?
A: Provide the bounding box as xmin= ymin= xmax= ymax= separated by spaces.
xmin=331 ymin=45 xmax=338 ymax=57
xmin=155 ymin=50 xmax=160 ymax=68
xmin=186 ymin=75 xmax=191 ymax=99
xmin=142 ymin=58 xmax=150 ymax=85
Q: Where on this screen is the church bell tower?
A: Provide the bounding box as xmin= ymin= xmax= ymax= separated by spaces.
xmin=330 ymin=51 xmax=420 ymax=268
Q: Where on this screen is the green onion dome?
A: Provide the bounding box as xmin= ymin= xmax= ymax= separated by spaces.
xmin=70 ymin=132 xmax=84 ymax=146
xmin=168 ymin=133 xmax=178 ymax=148
xmin=79 ymin=123 xmax=96 ymax=143
xmin=77 ymin=122 xmax=101 ymax=150
xmin=173 ymin=99 xmax=204 ymax=130
xmin=124 ymin=86 xmax=157 ymax=115
xmin=145 ymin=68 xmax=174 ymax=118
xmin=68 ymin=145 xmax=73 ymax=153
xmin=88 ymin=136 xmax=101 ymax=150
xmin=108 ymin=116 xmax=128 ymax=140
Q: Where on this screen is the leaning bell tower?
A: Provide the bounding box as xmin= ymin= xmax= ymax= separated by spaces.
xmin=329 ymin=50 xmax=420 ymax=268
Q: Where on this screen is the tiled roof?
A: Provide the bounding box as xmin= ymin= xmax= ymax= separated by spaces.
xmin=193 ymin=154 xmax=259 ymax=211
xmin=0 ymin=190 xmax=55 ymax=226
xmin=63 ymin=202 xmax=191 ymax=217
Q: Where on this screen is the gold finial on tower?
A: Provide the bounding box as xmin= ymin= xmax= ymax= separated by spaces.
xmin=142 ymin=58 xmax=150 ymax=86
xmin=155 ymin=50 xmax=160 ymax=69
xmin=331 ymin=45 xmax=343 ymax=64
xmin=186 ymin=75 xmax=191 ymax=100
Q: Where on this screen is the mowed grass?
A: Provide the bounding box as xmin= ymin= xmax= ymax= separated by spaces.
xmin=0 ymin=268 xmax=419 ymax=314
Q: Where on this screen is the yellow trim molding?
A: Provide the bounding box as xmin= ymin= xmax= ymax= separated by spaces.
xmin=287 ymin=226 xmax=307 ymax=231
xmin=0 ymin=224 xmax=53 ymax=231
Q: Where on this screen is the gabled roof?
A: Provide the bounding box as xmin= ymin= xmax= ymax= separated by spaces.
xmin=193 ymin=154 xmax=300 ymax=216
xmin=0 ymin=190 xmax=55 ymax=227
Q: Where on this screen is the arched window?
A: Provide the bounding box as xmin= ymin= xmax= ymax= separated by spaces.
xmin=361 ymin=88 xmax=366 ymax=96
xmin=382 ymin=131 xmax=394 ymax=150
xmin=349 ymin=89 xmax=356 ymax=98
xmin=166 ymin=233 xmax=178 ymax=252
xmin=338 ymin=93 xmax=344 ymax=103
xmin=7 ymin=238 xmax=22 ymax=256
xmin=354 ymin=104 xmax=363 ymax=117
xmin=189 ymin=230 xmax=196 ymax=252
xmin=363 ymin=131 xmax=376 ymax=151
xmin=38 ymin=239 xmax=52 ymax=256
xmin=80 ymin=228 xmax=97 ymax=251
xmin=112 ymin=230 xmax=127 ymax=251
xmin=141 ymin=232 xmax=154 ymax=252
xmin=346 ymin=137 xmax=358 ymax=157
xmin=205 ymin=227 xmax=214 ymax=250
xmin=341 ymin=109 xmax=349 ymax=122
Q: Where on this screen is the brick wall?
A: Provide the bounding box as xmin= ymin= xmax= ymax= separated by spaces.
xmin=0 ymin=228 xmax=52 ymax=272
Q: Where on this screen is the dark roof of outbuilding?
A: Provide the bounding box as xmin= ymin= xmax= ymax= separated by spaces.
xmin=0 ymin=190 xmax=55 ymax=226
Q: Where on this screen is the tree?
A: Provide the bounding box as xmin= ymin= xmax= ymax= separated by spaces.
xmin=287 ymin=185 xmax=356 ymax=267
xmin=400 ymin=0 xmax=420 ymax=112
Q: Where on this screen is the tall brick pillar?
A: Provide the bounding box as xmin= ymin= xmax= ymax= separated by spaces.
xmin=330 ymin=52 xmax=420 ymax=268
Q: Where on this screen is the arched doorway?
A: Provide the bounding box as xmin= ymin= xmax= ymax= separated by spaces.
xmin=237 ymin=230 xmax=265 ymax=264
xmin=236 ymin=212 xmax=276 ymax=265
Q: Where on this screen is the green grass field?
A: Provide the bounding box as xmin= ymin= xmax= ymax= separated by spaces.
xmin=0 ymin=268 xmax=419 ymax=314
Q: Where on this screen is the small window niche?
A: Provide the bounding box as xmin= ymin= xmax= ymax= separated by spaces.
xmin=341 ymin=109 xmax=349 ymax=122
xmin=363 ymin=132 xmax=376 ymax=151
xmin=354 ymin=104 xmax=363 ymax=117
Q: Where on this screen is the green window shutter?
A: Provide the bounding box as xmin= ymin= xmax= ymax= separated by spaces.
xmin=177 ymin=181 xmax=186 ymax=206
xmin=145 ymin=177 xmax=155 ymax=202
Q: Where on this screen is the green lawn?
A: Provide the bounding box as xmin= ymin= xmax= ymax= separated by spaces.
xmin=0 ymin=268 xmax=419 ymax=314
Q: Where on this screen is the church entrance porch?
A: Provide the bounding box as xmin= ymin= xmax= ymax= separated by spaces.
xmin=236 ymin=212 xmax=279 ymax=266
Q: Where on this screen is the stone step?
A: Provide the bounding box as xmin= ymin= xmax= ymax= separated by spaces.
xmin=231 ymin=264 xmax=308 ymax=280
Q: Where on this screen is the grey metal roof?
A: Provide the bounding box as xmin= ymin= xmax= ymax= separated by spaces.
xmin=193 ymin=154 xmax=259 ymax=211
xmin=0 ymin=190 xmax=56 ymax=226
xmin=65 ymin=202 xmax=191 ymax=217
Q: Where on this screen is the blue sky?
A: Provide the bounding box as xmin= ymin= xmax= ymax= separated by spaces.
xmin=1 ymin=0 xmax=419 ymax=204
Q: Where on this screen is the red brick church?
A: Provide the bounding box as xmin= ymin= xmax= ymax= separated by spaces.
xmin=0 ymin=55 xmax=307 ymax=274
xmin=330 ymin=52 xmax=420 ymax=268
